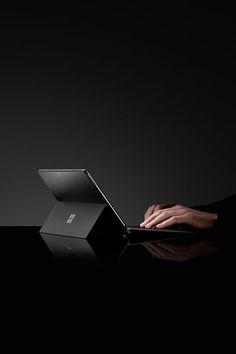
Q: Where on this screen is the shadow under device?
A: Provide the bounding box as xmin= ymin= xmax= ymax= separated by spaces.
xmin=38 ymin=169 xmax=195 ymax=242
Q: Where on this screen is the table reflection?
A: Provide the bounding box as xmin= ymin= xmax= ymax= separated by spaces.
xmin=39 ymin=228 xmax=222 ymax=266
xmin=39 ymin=231 xmax=128 ymax=266
xmin=142 ymin=236 xmax=220 ymax=262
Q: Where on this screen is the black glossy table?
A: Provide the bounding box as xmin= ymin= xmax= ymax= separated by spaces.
xmin=1 ymin=226 xmax=225 ymax=271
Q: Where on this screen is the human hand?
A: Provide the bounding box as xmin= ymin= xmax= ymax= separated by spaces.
xmin=140 ymin=203 xmax=218 ymax=230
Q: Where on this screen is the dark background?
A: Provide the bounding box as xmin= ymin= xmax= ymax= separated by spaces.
xmin=1 ymin=4 xmax=236 ymax=226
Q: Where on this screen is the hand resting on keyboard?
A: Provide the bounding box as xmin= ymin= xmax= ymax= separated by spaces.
xmin=140 ymin=203 xmax=218 ymax=231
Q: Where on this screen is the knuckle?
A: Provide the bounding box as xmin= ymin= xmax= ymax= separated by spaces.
xmin=163 ymin=210 xmax=171 ymax=217
xmin=175 ymin=204 xmax=182 ymax=208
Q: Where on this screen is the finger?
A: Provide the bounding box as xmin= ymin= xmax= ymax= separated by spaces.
xmin=144 ymin=210 xmax=183 ymax=229
xmin=154 ymin=215 xmax=187 ymax=229
xmin=144 ymin=205 xmax=156 ymax=220
xmin=143 ymin=208 xmax=186 ymax=228
xmin=140 ymin=205 xmax=183 ymax=227
xmin=158 ymin=203 xmax=177 ymax=209
xmin=154 ymin=204 xmax=162 ymax=212
xmin=144 ymin=203 xmax=165 ymax=221
xmin=150 ymin=203 xmax=177 ymax=216
xmin=142 ymin=204 xmax=179 ymax=226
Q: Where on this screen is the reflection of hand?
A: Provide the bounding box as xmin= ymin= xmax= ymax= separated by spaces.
xmin=140 ymin=204 xmax=218 ymax=230
xmin=143 ymin=240 xmax=219 ymax=262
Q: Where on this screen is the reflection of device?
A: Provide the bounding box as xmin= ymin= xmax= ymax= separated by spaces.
xmin=40 ymin=231 xmax=127 ymax=265
xmin=38 ymin=169 xmax=195 ymax=241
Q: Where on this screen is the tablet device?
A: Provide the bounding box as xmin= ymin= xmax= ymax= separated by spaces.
xmin=38 ymin=169 xmax=196 ymax=242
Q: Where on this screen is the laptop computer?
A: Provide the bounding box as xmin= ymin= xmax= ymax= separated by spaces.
xmin=38 ymin=169 xmax=196 ymax=243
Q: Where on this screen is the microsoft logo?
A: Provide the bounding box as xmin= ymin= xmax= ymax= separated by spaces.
xmin=66 ymin=214 xmax=76 ymax=224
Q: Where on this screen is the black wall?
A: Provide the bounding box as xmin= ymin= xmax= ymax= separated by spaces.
xmin=1 ymin=5 xmax=236 ymax=226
